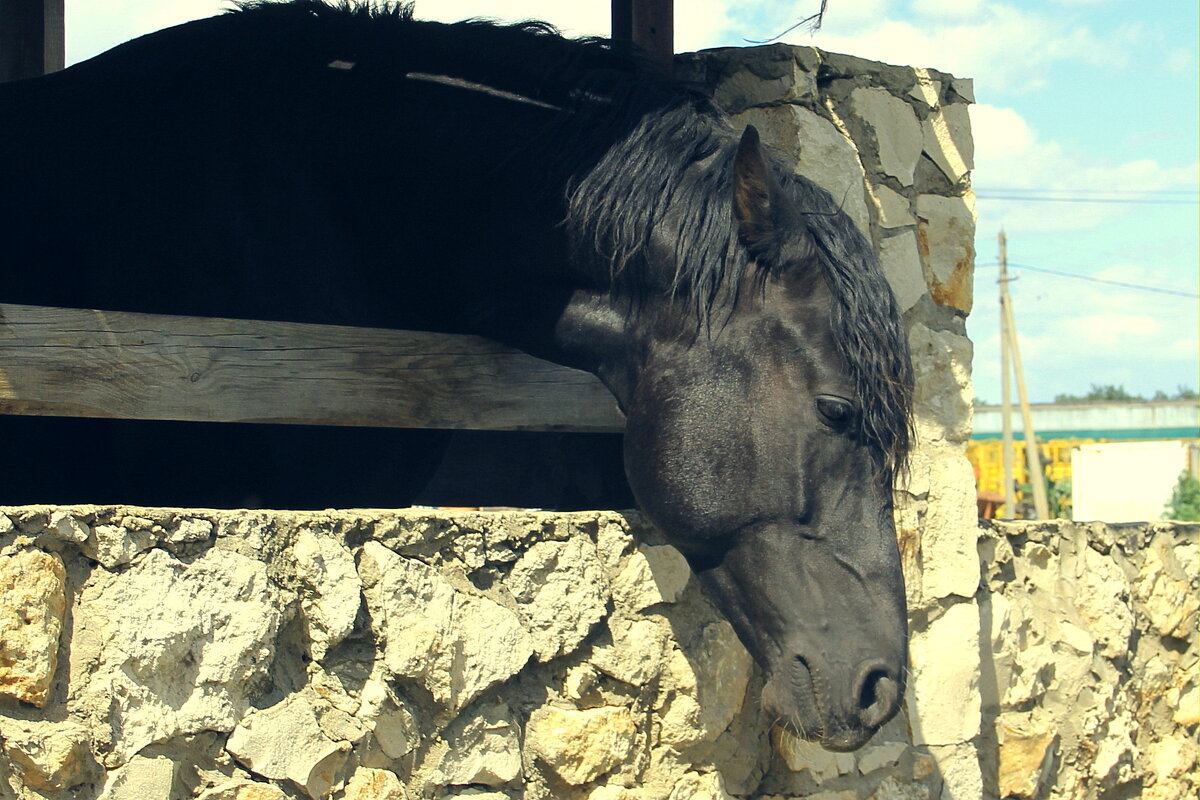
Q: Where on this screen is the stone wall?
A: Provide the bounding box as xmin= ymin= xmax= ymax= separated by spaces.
xmin=1 ymin=509 xmax=1196 ymax=800
xmin=979 ymin=520 xmax=1199 ymax=800
xmin=0 ymin=43 xmax=1039 ymax=800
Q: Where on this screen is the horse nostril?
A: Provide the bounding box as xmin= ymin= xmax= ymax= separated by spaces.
xmin=856 ymin=665 xmax=900 ymax=729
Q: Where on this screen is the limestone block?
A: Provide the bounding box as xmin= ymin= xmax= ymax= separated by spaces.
xmin=771 ymin=728 xmax=855 ymax=778
xmin=908 ymin=68 xmax=942 ymax=110
xmin=590 ymin=613 xmax=671 ymax=686
xmin=997 ymin=710 xmax=1057 ymax=799
xmin=857 ymin=741 xmax=909 ymax=774
xmin=83 ymin=523 xmax=156 ymax=568
xmin=70 ymin=547 xmax=285 ymax=765
xmin=667 ymin=770 xmax=734 ymax=800
xmin=343 ymin=767 xmax=408 ymax=800
xmin=921 ymin=103 xmax=974 ymax=184
xmin=0 ymin=719 xmax=96 ymax=791
xmin=440 ymin=790 xmax=510 ymax=800
xmin=731 ymin=104 xmax=871 ymax=237
xmin=197 ymin=779 xmax=291 ymax=800
xmin=925 ymin=743 xmax=983 ymax=800
xmin=1136 ymin=533 xmax=1200 ymax=639
xmin=878 ymin=231 xmax=927 ymax=313
xmin=675 ymin=44 xmax=820 ymax=113
xmin=168 ymin=516 xmax=214 ymax=544
xmin=358 ymin=541 xmax=532 ymax=712
xmin=916 ymin=193 xmax=976 ymax=314
xmin=907 ymin=601 xmax=982 ymax=746
xmin=869 ymin=184 xmax=915 ymax=229
xmin=0 ymin=548 xmax=66 ymax=707
xmin=427 ymin=703 xmax=521 ymax=788
xmin=505 ymin=536 xmax=608 ymax=661
xmin=849 ymin=87 xmax=923 ymax=185
xmin=357 ymin=680 xmax=419 ymax=760
xmin=525 ymin=704 xmax=637 ymax=786
xmin=226 ymin=691 xmax=351 ymax=798
xmin=611 ymin=543 xmax=691 ymax=612
xmin=1074 ymin=544 xmax=1133 ymax=659
xmin=1090 ymin=710 xmax=1136 ymax=788
xmin=48 ymin=510 xmax=89 ymax=544
xmin=909 ymin=324 xmax=973 ymax=445
xmin=294 ymin=529 xmax=361 ymax=661
xmin=919 ymin=455 xmax=981 ymax=601
xmin=820 ymin=52 xmax=921 ymax=95
xmin=950 ymin=78 xmax=975 ymax=104
xmin=596 ymin=516 xmax=638 ymax=576
xmin=868 ymin=777 xmax=930 ymax=800
xmin=1173 ymin=681 xmax=1199 ymax=725
xmin=663 ymin=621 xmax=753 ymax=744
xmin=97 ymin=754 xmax=177 ymax=800
xmin=1174 ymin=540 xmax=1198 ymax=583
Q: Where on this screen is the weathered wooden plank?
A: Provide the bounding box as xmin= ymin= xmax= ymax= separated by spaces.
xmin=0 ymin=303 xmax=626 ymax=432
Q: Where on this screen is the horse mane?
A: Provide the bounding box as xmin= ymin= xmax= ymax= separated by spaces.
xmin=232 ymin=0 xmax=913 ymax=474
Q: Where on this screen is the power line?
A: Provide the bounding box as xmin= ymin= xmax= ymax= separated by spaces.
xmin=974 ymin=187 xmax=1199 ymax=205
xmin=976 ymin=262 xmax=1200 ymax=298
xmin=978 ymin=188 xmax=1198 ymax=195
xmin=976 ymin=194 xmax=1197 ymax=205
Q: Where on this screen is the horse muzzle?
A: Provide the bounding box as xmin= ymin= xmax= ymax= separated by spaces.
xmin=760 ymin=651 xmax=905 ymax=751
xmin=687 ymin=519 xmax=909 ymax=751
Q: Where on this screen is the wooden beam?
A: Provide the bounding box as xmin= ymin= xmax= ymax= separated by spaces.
xmin=611 ymin=0 xmax=674 ymax=76
xmin=0 ymin=0 xmax=64 ymax=82
xmin=0 ymin=303 xmax=626 ymax=433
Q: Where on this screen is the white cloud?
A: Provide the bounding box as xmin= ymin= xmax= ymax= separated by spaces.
xmin=798 ymin=1 xmax=1132 ymax=93
xmin=970 ymin=104 xmax=1036 ymax=160
xmin=67 ymin=0 xmax=226 ymax=63
xmin=968 ymin=257 xmax=1198 ymax=403
xmin=67 ymin=0 xmax=737 ymax=65
xmin=1061 ymin=312 xmax=1162 ymax=346
xmin=911 ymin=0 xmax=986 ymax=20
xmin=417 ymin=0 xmax=734 ymax=51
xmin=969 ymin=102 xmax=1199 ymax=233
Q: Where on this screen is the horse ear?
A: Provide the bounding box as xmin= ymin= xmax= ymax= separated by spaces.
xmin=732 ymin=125 xmax=798 ymax=261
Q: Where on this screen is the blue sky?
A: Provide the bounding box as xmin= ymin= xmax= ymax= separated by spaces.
xmin=67 ymin=1 xmax=1199 ymax=404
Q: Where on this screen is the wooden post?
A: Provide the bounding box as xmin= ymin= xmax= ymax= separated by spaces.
xmin=997 ymin=234 xmax=1051 ymax=519
xmin=0 ymin=0 xmax=64 ymax=82
xmin=612 ymin=0 xmax=674 ymax=76
xmin=999 ymin=232 xmax=1016 ymax=517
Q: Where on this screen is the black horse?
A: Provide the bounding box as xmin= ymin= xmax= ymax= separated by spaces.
xmin=0 ymin=1 xmax=913 ymax=751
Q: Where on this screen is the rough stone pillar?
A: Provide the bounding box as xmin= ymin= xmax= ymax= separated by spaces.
xmin=679 ymin=45 xmax=983 ymax=797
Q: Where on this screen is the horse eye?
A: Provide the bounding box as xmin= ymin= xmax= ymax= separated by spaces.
xmin=815 ymin=396 xmax=854 ymax=427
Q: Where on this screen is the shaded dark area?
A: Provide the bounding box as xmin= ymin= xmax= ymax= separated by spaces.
xmin=0 ymin=416 xmax=633 ymax=510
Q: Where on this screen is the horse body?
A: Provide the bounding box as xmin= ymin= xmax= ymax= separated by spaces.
xmin=0 ymin=1 xmax=912 ymax=750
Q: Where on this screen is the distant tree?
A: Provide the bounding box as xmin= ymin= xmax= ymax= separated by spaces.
xmin=1164 ymin=470 xmax=1200 ymax=521
xmin=1051 ymin=384 xmax=1197 ymax=404
xmin=1053 ymin=384 xmax=1143 ymax=404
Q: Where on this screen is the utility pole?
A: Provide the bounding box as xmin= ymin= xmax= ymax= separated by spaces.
xmin=999 ymin=232 xmax=1016 ymax=517
xmin=997 ymin=231 xmax=1051 ymax=519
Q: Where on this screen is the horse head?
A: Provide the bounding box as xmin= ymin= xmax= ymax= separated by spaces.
xmin=559 ymin=125 xmax=912 ymax=751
